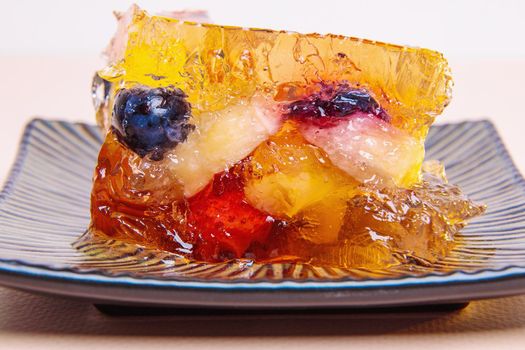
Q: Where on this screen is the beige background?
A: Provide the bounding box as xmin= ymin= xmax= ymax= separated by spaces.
xmin=1 ymin=0 xmax=525 ymax=348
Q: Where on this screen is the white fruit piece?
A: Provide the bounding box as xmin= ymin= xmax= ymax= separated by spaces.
xmin=166 ymin=96 xmax=282 ymax=197
xmin=298 ymin=113 xmax=424 ymax=187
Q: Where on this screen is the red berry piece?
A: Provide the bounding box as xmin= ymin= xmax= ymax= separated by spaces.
xmin=186 ymin=169 xmax=276 ymax=260
xmin=284 ymin=84 xmax=390 ymax=128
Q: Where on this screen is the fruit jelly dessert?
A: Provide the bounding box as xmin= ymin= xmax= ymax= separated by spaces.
xmin=89 ymin=5 xmax=485 ymax=268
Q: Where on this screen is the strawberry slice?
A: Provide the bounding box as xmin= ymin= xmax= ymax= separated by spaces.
xmin=186 ymin=169 xmax=276 ymax=260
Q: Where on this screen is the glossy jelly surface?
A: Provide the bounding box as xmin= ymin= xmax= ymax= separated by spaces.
xmin=89 ymin=6 xmax=484 ymax=269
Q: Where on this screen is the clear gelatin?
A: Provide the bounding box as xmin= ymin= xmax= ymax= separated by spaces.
xmin=89 ymin=5 xmax=485 ymax=270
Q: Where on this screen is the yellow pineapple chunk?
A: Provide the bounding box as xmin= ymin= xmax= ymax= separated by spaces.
xmin=244 ymin=123 xmax=358 ymax=244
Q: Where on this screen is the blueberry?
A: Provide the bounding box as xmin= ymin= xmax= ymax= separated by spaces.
xmin=285 ymin=85 xmax=390 ymax=122
xmin=112 ymin=86 xmax=194 ymax=160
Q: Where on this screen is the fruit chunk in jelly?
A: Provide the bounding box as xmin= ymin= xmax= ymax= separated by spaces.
xmin=244 ymin=122 xmax=358 ymax=244
xmin=296 ymin=112 xmax=424 ymax=187
xmin=185 ymin=169 xmax=276 ymax=260
xmin=166 ymin=95 xmax=282 ymax=197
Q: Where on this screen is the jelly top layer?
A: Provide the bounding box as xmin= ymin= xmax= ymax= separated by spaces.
xmin=98 ymin=5 xmax=452 ymax=138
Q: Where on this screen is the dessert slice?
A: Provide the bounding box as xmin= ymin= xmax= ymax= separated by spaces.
xmin=89 ymin=5 xmax=484 ymax=268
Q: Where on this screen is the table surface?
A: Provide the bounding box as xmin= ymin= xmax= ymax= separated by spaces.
xmin=0 ymin=55 xmax=525 ymax=349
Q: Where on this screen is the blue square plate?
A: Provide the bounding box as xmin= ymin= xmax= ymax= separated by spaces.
xmin=0 ymin=119 xmax=524 ymax=309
